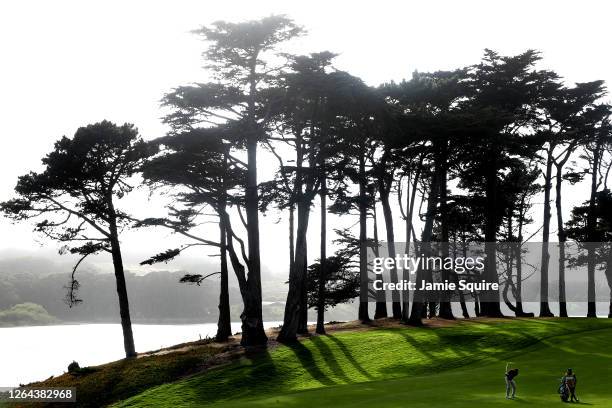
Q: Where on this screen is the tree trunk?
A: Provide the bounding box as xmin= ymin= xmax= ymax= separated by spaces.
xmin=408 ymin=171 xmax=440 ymax=325
xmin=450 ymin=237 xmax=469 ymax=318
xmin=512 ymin=193 xmax=535 ymax=317
xmin=373 ymin=205 xmax=388 ymax=319
xmin=278 ymin=194 xmax=312 ymax=342
xmin=241 ymin=140 xmax=268 ymax=345
xmin=502 ymin=218 xmax=519 ymax=316
xmin=586 ymin=140 xmax=601 ymax=318
xmin=297 ymin=244 xmax=309 ymax=335
xmin=107 ymin=199 xmax=136 ymax=358
xmin=438 ymin=143 xmax=454 ymax=319
xmin=379 ymin=185 xmax=401 ymax=319
xmin=554 ymin=163 xmax=568 ymax=318
xmin=216 ymin=209 xmax=232 ymax=341
xmin=481 ymin=156 xmax=503 ymax=318
xmin=289 ymin=204 xmax=309 ymax=335
xmin=458 ymin=291 xmax=469 ymax=318
xmin=606 ymin=245 xmax=612 ymax=318
xmin=316 ymin=171 xmax=327 ymax=334
xmin=289 ymin=205 xmax=295 ymax=275
xmin=358 ymin=151 xmax=370 ymax=322
xmin=401 ymin=171 xmax=419 ymax=322
xmin=539 ymin=150 xmax=554 ymax=317
xmin=241 ymin=61 xmax=267 ymax=346
xmin=222 ymin=212 xmax=251 ymax=308
xmin=514 ymin=242 xmax=531 ymax=317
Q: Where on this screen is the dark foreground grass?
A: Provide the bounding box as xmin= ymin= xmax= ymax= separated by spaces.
xmin=115 ymin=318 xmax=612 ymax=407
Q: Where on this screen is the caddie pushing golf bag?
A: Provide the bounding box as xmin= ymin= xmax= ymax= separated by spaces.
xmin=558 ymin=382 xmax=569 ymax=402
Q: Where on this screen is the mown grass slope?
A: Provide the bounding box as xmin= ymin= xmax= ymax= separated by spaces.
xmin=116 ymin=318 xmax=612 ymax=407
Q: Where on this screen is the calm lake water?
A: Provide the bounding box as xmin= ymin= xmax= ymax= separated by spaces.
xmin=0 ymin=322 xmax=282 ymax=387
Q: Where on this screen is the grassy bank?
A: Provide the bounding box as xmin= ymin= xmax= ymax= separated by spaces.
xmin=10 ymin=318 xmax=612 ymax=407
xmin=115 ymin=318 xmax=612 ymax=407
xmin=9 ymin=339 xmax=227 ymax=408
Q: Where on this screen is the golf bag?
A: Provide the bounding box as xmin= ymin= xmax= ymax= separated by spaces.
xmin=558 ymin=383 xmax=569 ymax=402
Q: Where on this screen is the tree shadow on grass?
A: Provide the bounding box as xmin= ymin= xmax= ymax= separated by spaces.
xmin=326 ymin=335 xmax=375 ymax=380
xmin=399 ymin=327 xmax=477 ymax=362
xmin=309 ymin=336 xmax=352 ymax=383
xmin=285 ymin=341 xmax=337 ymax=386
xmin=378 ymin=327 xmax=523 ymax=377
xmin=185 ymin=347 xmax=286 ymax=405
xmin=243 ymin=347 xmax=279 ymax=385
xmin=399 ymin=330 xmax=437 ymax=362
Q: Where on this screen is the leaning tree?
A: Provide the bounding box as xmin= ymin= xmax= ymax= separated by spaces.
xmin=497 ymin=158 xmax=540 ymax=318
xmin=1 ymin=121 xmax=152 ymax=358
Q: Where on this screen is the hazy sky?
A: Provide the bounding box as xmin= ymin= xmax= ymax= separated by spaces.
xmin=1 ymin=0 xmax=611 ymax=275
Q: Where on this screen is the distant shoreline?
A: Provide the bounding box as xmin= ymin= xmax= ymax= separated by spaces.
xmin=2 ymin=315 xmax=611 ymax=329
xmin=0 ymin=320 xmax=286 ymax=329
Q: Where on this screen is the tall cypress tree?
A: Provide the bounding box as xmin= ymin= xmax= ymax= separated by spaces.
xmin=162 ymin=16 xmax=302 ymax=346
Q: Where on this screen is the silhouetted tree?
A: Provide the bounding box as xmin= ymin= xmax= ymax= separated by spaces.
xmin=566 ymin=189 xmax=612 ymax=317
xmin=1 ymin=121 xmax=152 ymax=358
xmin=445 ymin=194 xmax=485 ymax=317
xmin=460 ymin=49 xmax=554 ymax=317
xmin=139 ymin=129 xmax=246 ymax=341
xmin=534 ymin=80 xmax=606 ymax=317
xmin=306 ymin=255 xmax=359 ymax=318
xmin=384 ymin=70 xmax=468 ymax=323
xmin=162 ymin=15 xmax=302 ymax=345
xmin=498 ymin=159 xmax=539 ymax=317
xmin=272 ymin=53 xmax=347 ymax=341
xmin=568 ymin=110 xmax=612 ymax=317
xmin=396 ymin=148 xmax=425 ymax=321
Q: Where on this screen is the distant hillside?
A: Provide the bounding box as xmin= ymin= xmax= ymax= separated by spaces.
xmin=0 ymin=268 xmax=240 ymax=324
xmin=0 ymin=256 xmax=358 ymax=325
xmin=0 ymin=302 xmax=59 ymax=326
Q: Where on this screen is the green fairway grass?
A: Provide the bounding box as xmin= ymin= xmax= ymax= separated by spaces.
xmin=116 ymin=318 xmax=612 ymax=407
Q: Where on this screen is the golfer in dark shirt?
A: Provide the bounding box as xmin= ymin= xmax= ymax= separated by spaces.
xmin=505 ymin=363 xmax=518 ymax=399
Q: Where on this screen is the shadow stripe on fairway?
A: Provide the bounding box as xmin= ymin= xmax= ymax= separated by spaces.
xmin=204 ymin=327 xmax=612 ymax=408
